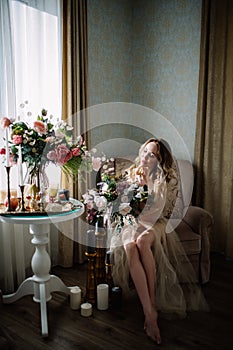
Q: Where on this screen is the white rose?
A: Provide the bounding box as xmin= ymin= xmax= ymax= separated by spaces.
xmin=95 ymin=195 xmax=107 ymax=210
xmin=119 ymin=203 xmax=131 ymax=216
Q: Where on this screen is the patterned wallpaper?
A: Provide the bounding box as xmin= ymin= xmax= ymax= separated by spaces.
xmin=87 ymin=0 xmax=202 ymax=160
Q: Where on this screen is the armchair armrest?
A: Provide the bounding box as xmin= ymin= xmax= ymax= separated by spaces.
xmin=183 ymin=206 xmax=213 ymax=234
xmin=182 ymin=205 xmax=213 ymax=283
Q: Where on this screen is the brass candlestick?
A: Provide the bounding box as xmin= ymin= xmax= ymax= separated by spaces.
xmin=95 ymin=237 xmax=106 ymax=285
xmin=85 ymin=251 xmax=97 ymax=305
xmin=105 ymin=250 xmax=114 ymax=292
xmin=5 ymin=166 xmax=11 ymax=212
xmin=95 ymin=218 xmax=107 ymax=285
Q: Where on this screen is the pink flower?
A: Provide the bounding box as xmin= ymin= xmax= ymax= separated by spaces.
xmin=0 ymin=117 xmax=11 ymax=128
xmin=86 ymin=201 xmax=94 ymax=210
xmin=0 ymin=148 xmax=6 ymax=155
xmin=45 ymin=136 xmax=55 ymax=143
xmin=55 ymin=144 xmax=71 ymax=165
xmin=47 ymin=150 xmax=57 ymax=161
xmin=64 ymin=151 xmax=73 ymax=163
xmin=92 ymin=157 xmax=101 ymax=172
xmin=33 ymin=120 xmax=47 ymax=134
xmin=10 ymin=155 xmax=15 ymax=165
xmin=12 ymin=135 xmax=23 ymax=145
xmin=72 ymin=147 xmax=81 ymax=157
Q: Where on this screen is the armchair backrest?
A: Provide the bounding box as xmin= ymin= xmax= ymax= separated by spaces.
xmin=176 ymin=159 xmax=194 ymax=211
xmin=165 ymin=159 xmax=193 ymax=233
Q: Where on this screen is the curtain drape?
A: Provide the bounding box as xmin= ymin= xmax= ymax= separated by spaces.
xmin=0 ymin=0 xmax=62 ymax=293
xmin=194 ymin=0 xmax=233 ymax=258
xmin=0 ymin=0 xmax=16 ymax=117
xmin=59 ymin=0 xmax=89 ymax=266
xmin=0 ymin=0 xmax=26 ymax=294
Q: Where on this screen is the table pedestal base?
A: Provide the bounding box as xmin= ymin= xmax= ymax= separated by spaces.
xmin=3 ymin=275 xmax=71 ymax=337
xmin=2 ymin=223 xmax=74 ymax=337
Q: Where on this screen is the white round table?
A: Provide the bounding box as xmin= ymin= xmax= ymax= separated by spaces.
xmin=0 ymin=200 xmax=84 ymax=337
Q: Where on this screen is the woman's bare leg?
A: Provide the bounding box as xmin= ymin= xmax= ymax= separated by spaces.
xmin=136 ymin=231 xmax=156 ymax=306
xmin=136 ymin=231 xmax=161 ymax=343
xmin=124 ymin=241 xmax=161 ymax=344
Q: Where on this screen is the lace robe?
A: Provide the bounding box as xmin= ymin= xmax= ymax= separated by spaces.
xmin=110 ymin=163 xmax=208 ymax=317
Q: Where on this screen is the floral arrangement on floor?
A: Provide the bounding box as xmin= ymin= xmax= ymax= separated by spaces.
xmin=0 ymin=102 xmax=92 ymax=185
xmin=82 ymin=167 xmax=149 ymax=233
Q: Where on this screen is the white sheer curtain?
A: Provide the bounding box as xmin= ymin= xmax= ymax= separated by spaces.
xmin=0 ymin=0 xmax=62 ymax=293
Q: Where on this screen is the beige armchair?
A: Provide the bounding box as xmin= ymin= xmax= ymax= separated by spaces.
xmin=112 ymin=158 xmax=213 ymax=284
xmin=173 ymin=159 xmax=213 ymax=283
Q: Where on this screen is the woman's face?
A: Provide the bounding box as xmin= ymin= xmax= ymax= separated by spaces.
xmin=140 ymin=141 xmax=158 ymax=172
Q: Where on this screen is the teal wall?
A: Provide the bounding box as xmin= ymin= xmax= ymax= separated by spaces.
xmin=87 ymin=0 xmax=202 ymax=160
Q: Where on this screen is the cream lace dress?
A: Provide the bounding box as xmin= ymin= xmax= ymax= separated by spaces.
xmin=110 ymin=164 xmax=209 ymax=317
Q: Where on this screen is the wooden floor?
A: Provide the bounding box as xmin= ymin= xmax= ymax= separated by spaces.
xmin=0 ymin=253 xmax=233 ymax=350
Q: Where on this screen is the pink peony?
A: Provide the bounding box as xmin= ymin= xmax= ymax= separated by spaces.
xmin=33 ymin=120 xmax=47 ymax=134
xmin=55 ymin=144 xmax=71 ymax=165
xmin=64 ymin=151 xmax=73 ymax=163
xmin=12 ymin=135 xmax=23 ymax=145
xmin=72 ymin=147 xmax=81 ymax=157
xmin=0 ymin=117 xmax=11 ymax=128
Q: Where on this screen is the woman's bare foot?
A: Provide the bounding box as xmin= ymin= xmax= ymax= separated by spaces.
xmin=144 ymin=309 xmax=161 ymax=344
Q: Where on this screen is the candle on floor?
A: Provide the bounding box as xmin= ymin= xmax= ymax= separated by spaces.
xmin=111 ymin=286 xmax=122 ymax=308
xmin=70 ymin=286 xmax=81 ymax=310
xmin=97 ymin=284 xmax=109 ymax=310
xmin=80 ymin=302 xmax=92 ymax=317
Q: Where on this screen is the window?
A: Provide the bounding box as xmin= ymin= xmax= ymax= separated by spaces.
xmin=11 ymin=0 xmax=62 ymax=118
xmin=0 ymin=0 xmax=62 ymax=196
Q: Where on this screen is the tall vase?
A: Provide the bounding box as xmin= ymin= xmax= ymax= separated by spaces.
xmin=38 ymin=163 xmax=49 ymax=193
xmin=25 ymin=163 xmax=49 ymax=196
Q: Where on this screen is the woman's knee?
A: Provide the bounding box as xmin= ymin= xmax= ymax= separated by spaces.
xmin=124 ymin=242 xmax=138 ymax=262
xmin=136 ymin=232 xmax=153 ymax=252
xmin=124 ymin=241 xmax=136 ymax=254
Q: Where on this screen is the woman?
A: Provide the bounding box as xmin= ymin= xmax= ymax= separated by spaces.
xmin=111 ymin=138 xmax=208 ymax=345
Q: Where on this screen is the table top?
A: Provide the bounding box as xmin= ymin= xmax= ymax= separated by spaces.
xmin=0 ymin=199 xmax=84 ymax=225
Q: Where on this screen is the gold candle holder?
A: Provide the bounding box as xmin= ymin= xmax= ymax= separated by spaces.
xmin=95 ymin=232 xmax=106 ymax=285
xmin=85 ymin=251 xmax=97 ymax=305
xmin=105 ymin=250 xmax=114 ymax=292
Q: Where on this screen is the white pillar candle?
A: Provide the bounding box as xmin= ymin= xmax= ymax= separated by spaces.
xmin=70 ymin=286 xmax=81 ymax=310
xmin=5 ymin=128 xmax=10 ymax=167
xmin=97 ymin=283 xmax=109 ymax=310
xmin=80 ymin=302 xmax=92 ymax=317
xmin=18 ymin=144 xmax=24 ymax=186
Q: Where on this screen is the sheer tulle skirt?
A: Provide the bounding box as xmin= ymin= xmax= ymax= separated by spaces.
xmin=110 ymin=217 xmax=209 ymax=318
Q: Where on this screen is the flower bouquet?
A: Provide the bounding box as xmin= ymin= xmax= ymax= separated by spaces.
xmin=0 ymin=106 xmax=92 ymax=189
xmin=82 ymin=169 xmax=149 ymax=233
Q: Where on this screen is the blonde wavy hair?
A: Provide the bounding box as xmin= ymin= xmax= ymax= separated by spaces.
xmin=129 ymin=138 xmax=177 ymax=184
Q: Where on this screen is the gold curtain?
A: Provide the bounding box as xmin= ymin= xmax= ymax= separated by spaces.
xmin=194 ymin=0 xmax=233 ymax=258
xmin=59 ymin=0 xmax=89 ymax=266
